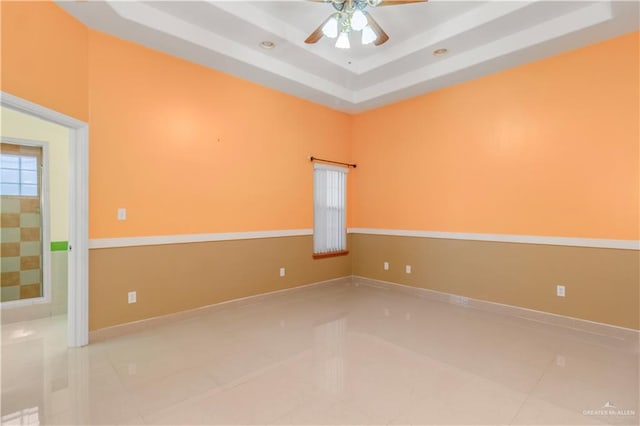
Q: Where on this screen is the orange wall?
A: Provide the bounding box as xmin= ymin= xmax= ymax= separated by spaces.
xmin=1 ymin=2 xmax=350 ymax=239
xmin=2 ymin=2 xmax=637 ymax=241
xmin=351 ymin=32 xmax=639 ymax=240
xmin=0 ymin=1 xmax=89 ymax=121
xmin=88 ymin=30 xmax=351 ymax=238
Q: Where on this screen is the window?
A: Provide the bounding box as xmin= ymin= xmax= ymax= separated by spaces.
xmin=313 ymin=163 xmax=348 ymax=257
xmin=1 ymin=407 xmax=40 ymax=425
xmin=0 ymin=153 xmax=39 ymax=196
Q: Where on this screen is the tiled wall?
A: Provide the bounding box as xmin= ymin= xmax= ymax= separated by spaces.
xmin=1 ymin=141 xmax=43 ymax=302
xmin=1 ymin=197 xmax=43 ymax=301
xmin=0 ymin=246 xmax=68 ymax=323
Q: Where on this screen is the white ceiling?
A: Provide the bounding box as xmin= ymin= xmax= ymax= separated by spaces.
xmin=58 ymin=0 xmax=639 ymax=113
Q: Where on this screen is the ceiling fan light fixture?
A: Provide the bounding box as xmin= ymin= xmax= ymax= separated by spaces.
xmin=362 ymin=25 xmax=377 ymax=45
xmin=335 ymin=31 xmax=351 ymax=49
xmin=350 ymin=9 xmax=368 ymax=31
xmin=322 ymin=16 xmax=339 ymax=38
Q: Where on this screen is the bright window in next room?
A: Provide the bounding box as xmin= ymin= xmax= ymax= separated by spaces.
xmin=0 ymin=153 xmax=39 ymax=196
xmin=313 ymin=163 xmax=348 ymax=257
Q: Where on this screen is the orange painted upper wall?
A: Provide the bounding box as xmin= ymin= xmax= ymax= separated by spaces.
xmin=2 ymin=2 xmax=637 ymax=240
xmin=88 ymin=30 xmax=351 ymax=238
xmin=1 ymin=1 xmax=89 ymax=121
xmin=351 ymin=31 xmax=639 ymax=240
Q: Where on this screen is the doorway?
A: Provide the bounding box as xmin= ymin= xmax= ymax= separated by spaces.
xmin=1 ymin=140 xmax=50 ymax=307
xmin=1 ymin=92 xmax=88 ymax=347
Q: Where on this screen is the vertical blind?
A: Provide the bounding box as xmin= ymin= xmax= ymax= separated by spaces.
xmin=313 ymin=163 xmax=347 ymax=254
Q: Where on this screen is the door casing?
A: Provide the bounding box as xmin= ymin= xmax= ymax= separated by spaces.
xmin=1 ymin=92 xmax=89 ymax=348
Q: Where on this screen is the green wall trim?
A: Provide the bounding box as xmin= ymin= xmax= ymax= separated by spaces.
xmin=51 ymin=241 xmax=68 ymax=252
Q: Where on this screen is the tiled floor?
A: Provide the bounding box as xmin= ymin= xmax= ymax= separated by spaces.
xmin=1 ymin=282 xmax=638 ymax=425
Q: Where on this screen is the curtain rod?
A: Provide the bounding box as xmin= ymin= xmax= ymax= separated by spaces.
xmin=309 ymin=156 xmax=357 ymax=168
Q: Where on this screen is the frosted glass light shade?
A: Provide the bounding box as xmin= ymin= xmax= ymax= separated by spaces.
xmin=322 ymin=17 xmax=338 ymax=38
xmin=335 ymin=32 xmax=350 ymax=49
xmin=351 ymin=9 xmax=368 ymax=31
xmin=362 ymin=25 xmax=377 ymax=45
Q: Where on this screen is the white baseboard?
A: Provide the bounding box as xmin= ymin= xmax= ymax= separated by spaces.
xmin=352 ymin=276 xmax=639 ymax=342
xmin=89 ymin=276 xmax=351 ymax=342
xmin=89 ymin=274 xmax=638 ymax=344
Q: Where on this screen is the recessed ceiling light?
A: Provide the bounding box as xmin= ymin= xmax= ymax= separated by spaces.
xmin=259 ymin=41 xmax=275 ymax=49
xmin=433 ymin=48 xmax=449 ymax=56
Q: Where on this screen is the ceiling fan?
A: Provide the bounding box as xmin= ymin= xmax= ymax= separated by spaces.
xmin=305 ymin=0 xmax=427 ymax=49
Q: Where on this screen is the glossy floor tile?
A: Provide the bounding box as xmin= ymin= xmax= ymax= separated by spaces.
xmin=1 ymin=282 xmax=638 ymax=425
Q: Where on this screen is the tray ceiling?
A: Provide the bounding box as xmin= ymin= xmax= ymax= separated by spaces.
xmin=58 ymin=0 xmax=639 ymax=113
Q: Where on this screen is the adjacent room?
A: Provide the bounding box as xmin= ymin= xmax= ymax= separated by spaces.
xmin=1 ymin=0 xmax=638 ymax=425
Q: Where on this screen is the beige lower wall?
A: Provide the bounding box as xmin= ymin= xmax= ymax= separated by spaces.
xmin=351 ymin=234 xmax=639 ymax=330
xmin=51 ymin=250 xmax=67 ymax=315
xmin=89 ymin=235 xmax=351 ymax=331
xmin=89 ymin=233 xmax=638 ymax=332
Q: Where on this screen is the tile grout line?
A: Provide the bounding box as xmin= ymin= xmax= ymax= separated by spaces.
xmin=506 ymin=353 xmax=558 ymax=425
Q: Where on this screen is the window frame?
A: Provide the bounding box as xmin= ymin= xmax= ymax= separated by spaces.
xmin=0 ymin=152 xmax=40 ymax=197
xmin=312 ymin=162 xmax=349 ymax=259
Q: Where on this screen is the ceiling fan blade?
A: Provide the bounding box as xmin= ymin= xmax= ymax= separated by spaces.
xmin=307 ymin=0 xmax=347 ymax=3
xmin=305 ymin=15 xmax=333 ymax=44
xmin=376 ymin=0 xmax=428 ymax=6
xmin=364 ymin=12 xmax=389 ymax=46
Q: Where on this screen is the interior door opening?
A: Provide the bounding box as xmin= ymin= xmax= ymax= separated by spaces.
xmin=1 ymin=93 xmax=89 ymax=348
xmin=1 ymin=140 xmax=51 ymax=308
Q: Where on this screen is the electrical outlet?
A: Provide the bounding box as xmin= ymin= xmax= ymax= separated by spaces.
xmin=405 ymin=265 xmax=412 ymax=274
xmin=556 ymin=285 xmax=566 ymax=297
xmin=383 ymin=262 xmax=389 ymax=271
xmin=279 ymin=267 xmax=285 ymax=277
xmin=128 ymin=291 xmax=136 ymax=304
xmin=117 ymin=208 xmax=127 ymax=221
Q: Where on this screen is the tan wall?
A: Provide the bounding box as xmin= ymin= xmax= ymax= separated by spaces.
xmin=89 ymin=236 xmax=351 ymax=331
xmin=351 ymin=234 xmax=639 ymax=330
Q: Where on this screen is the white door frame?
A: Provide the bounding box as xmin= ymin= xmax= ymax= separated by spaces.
xmin=1 ymin=92 xmax=89 ymax=347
